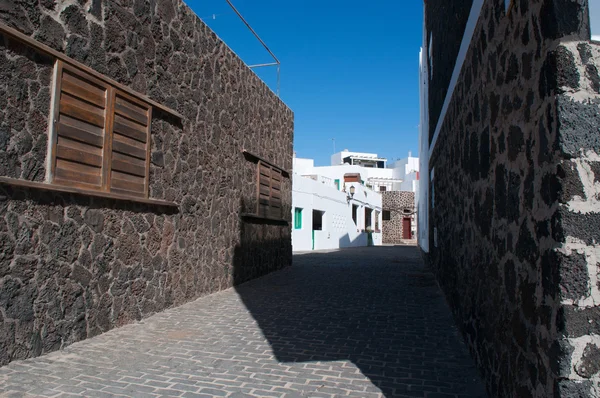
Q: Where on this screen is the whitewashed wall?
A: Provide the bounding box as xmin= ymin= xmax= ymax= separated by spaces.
xmin=591 ymin=0 xmax=599 ymax=41
xmin=292 ymin=175 xmax=382 ymax=252
xmin=418 ymin=44 xmax=430 ymax=253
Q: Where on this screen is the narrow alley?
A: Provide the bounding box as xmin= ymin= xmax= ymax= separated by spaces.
xmin=0 ymin=247 xmax=485 ymax=398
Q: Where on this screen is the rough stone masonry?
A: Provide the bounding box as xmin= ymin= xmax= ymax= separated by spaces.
xmin=422 ymin=0 xmax=599 ymax=397
xmin=382 ymin=191 xmax=416 ymax=244
xmin=0 ymin=0 xmax=293 ymax=365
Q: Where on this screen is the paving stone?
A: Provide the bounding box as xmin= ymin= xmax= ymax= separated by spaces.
xmin=0 ymin=247 xmax=486 ymax=398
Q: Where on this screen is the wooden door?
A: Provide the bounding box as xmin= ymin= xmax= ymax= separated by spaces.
xmin=402 ymin=218 xmax=412 ymax=239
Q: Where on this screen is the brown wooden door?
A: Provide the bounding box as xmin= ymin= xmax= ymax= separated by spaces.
xmin=402 ymin=218 xmax=412 ymax=239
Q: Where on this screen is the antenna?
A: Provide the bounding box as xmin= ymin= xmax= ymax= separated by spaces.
xmin=331 ymin=138 xmax=336 ymax=154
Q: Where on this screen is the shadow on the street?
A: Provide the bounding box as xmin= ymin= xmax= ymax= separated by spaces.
xmin=233 ymin=238 xmax=487 ymax=397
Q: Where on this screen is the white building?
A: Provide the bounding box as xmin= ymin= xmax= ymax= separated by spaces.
xmin=297 ymin=150 xmax=419 ymax=193
xmin=389 ymin=154 xmax=420 ymax=193
xmin=291 ymin=157 xmax=383 ymax=252
xmin=291 ymin=150 xmax=421 ymax=252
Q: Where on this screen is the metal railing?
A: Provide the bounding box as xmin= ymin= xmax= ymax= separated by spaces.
xmin=224 ymin=0 xmax=281 ymax=96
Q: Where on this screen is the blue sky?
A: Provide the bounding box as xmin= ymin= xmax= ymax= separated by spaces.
xmin=186 ymin=0 xmax=423 ymax=166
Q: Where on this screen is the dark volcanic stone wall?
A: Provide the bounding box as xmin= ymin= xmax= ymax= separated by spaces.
xmin=0 ymin=0 xmax=293 ymax=365
xmin=552 ymin=41 xmax=600 ymax=397
xmin=425 ymin=0 xmax=474 ymax=142
xmin=424 ymin=0 xmax=596 ymax=396
xmin=382 ymin=191 xmax=415 ymax=244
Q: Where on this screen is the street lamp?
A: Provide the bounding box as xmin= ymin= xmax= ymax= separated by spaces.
xmin=347 ymin=185 xmax=355 ymax=203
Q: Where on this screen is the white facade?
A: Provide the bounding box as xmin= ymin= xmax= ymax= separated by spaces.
xmin=390 ymin=156 xmax=420 ymax=193
xmin=591 ymin=0 xmax=599 ymax=41
xmin=418 ymin=23 xmax=430 ymax=253
xmin=292 ymin=158 xmax=383 ymax=252
xmin=330 ymin=150 xmax=387 ymax=168
xmin=302 ymin=150 xmax=421 ymax=194
xmin=301 ymin=164 xmax=395 ymax=192
xmin=291 ymin=150 xmax=421 ymax=252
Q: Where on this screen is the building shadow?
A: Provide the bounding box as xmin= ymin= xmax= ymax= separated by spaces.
xmin=232 ymin=218 xmax=486 ymax=397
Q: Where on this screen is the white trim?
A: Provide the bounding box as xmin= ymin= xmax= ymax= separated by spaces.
xmin=45 ymin=60 xmax=60 ymax=183
xmin=428 ymin=0 xmax=484 ymax=159
xmin=418 ymin=5 xmax=430 ymax=253
xmin=428 ymin=33 xmax=433 ymax=80
xmin=590 ymin=0 xmax=600 ymax=41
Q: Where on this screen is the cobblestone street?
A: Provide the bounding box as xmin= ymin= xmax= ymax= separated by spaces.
xmin=0 ymin=246 xmax=486 ymax=398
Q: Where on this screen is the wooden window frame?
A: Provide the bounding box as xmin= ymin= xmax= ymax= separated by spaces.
xmin=0 ymin=23 xmax=179 ymax=207
xmin=241 ymin=150 xmax=289 ymax=223
xmin=48 ymin=61 xmax=152 ymax=199
xmin=256 ymin=160 xmax=283 ymax=219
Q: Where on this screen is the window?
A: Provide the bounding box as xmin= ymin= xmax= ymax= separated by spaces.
xmin=382 ymin=210 xmax=391 ymax=221
xmin=334 ymin=179 xmax=340 ymax=190
xmin=294 ymin=208 xmax=302 ymax=229
xmin=312 ymin=210 xmax=324 ymax=230
xmin=352 ymin=204 xmax=358 ymax=225
xmin=256 ymin=160 xmax=283 ymax=219
xmin=364 ymin=207 xmax=372 ymax=229
xmin=49 ymin=61 xmax=151 ymax=198
xmin=379 ymin=186 xmax=386 ymax=192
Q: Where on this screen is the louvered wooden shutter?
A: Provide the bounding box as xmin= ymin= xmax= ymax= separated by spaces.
xmin=52 ymin=63 xmax=108 ymax=190
xmin=256 ymin=161 xmax=283 ymax=219
xmin=109 ymin=92 xmax=151 ymax=197
xmin=50 ymin=61 xmax=152 ymax=198
xmin=270 ymin=168 xmax=282 ymax=219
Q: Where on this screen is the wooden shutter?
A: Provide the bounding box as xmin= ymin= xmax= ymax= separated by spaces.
xmin=109 ymin=92 xmax=151 ymax=198
xmin=270 ymin=168 xmax=282 ymax=219
xmin=51 ymin=62 xmax=109 ymax=190
xmin=49 ymin=61 xmax=152 ymax=198
xmin=256 ymin=161 xmax=283 ymax=219
xmin=257 ymin=161 xmax=271 ymax=217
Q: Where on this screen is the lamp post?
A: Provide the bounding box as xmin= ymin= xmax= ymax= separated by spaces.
xmin=346 ymin=185 xmax=355 ymax=203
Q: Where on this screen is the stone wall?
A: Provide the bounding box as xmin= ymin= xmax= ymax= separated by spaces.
xmin=382 ymin=191 xmax=415 ymax=244
xmin=423 ymin=0 xmax=598 ymax=396
xmin=0 ymin=0 xmax=293 ymax=365
xmin=553 ymin=40 xmax=600 ymax=396
xmin=425 ymin=0 xmax=474 ymax=142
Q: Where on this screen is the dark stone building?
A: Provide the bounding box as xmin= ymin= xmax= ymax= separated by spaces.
xmin=419 ymin=0 xmax=599 ymax=396
xmin=382 ymin=191 xmax=416 ymax=244
xmin=0 ymin=0 xmax=293 ymax=365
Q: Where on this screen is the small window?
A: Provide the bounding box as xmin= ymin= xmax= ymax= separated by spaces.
xmin=294 ymin=208 xmax=302 ymax=229
xmin=312 ymin=210 xmax=324 ymax=231
xmin=49 ymin=61 xmax=151 ymax=198
xmin=352 ymin=204 xmax=358 ymax=225
xmin=256 ymin=160 xmax=283 ymax=219
xmin=365 ymin=207 xmax=372 ymax=229
xmin=382 ymin=210 xmax=391 ymax=221
xmin=334 ymin=179 xmax=340 ymax=190
xmin=379 ymin=186 xmax=386 ymax=192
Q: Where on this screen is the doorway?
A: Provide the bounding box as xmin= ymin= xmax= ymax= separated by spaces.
xmin=312 ymin=210 xmax=324 ymax=250
xmin=402 ymin=217 xmax=412 ymax=239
